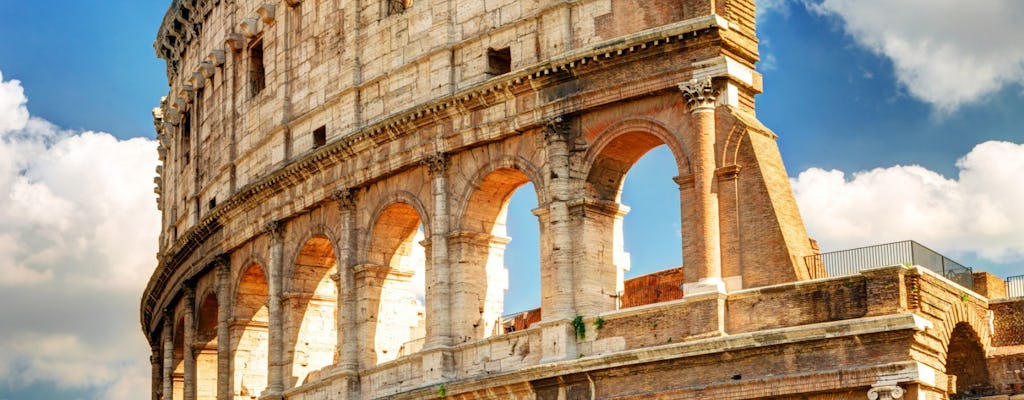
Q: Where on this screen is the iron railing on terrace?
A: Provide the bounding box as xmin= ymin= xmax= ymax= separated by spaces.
xmin=1008 ymin=275 xmax=1024 ymax=298
xmin=805 ymin=240 xmax=974 ymax=289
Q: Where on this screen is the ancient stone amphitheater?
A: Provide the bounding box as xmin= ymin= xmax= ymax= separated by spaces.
xmin=142 ymin=0 xmax=1024 ymax=399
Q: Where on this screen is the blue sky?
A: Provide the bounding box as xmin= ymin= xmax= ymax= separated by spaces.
xmin=0 ymin=1 xmax=1022 ymax=398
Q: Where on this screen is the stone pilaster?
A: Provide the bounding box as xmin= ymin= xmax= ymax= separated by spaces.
xmin=422 ymin=153 xmax=454 ymax=351
xmin=422 ymin=151 xmax=458 ymax=385
xmin=214 ymin=257 xmax=231 ymax=400
xmin=162 ymin=312 xmax=174 ymax=400
xmin=331 ymin=189 xmax=359 ymax=376
xmin=541 ymin=117 xmax=575 ymax=320
xmin=678 ymin=78 xmax=724 ymax=295
xmin=264 ymin=221 xmax=286 ymax=395
xmin=152 ymin=343 xmax=163 ymax=400
xmin=183 ymin=284 xmax=197 ymax=400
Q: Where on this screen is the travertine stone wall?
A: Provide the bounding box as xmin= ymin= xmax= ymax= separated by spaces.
xmin=142 ymin=1 xmax=1021 ymax=399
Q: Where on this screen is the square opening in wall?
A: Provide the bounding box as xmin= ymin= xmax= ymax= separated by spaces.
xmin=486 ymin=47 xmax=511 ymax=77
xmin=249 ymin=38 xmax=266 ymax=97
xmin=313 ymin=125 xmax=327 ymax=148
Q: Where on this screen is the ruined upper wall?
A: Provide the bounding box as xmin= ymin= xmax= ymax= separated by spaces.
xmin=150 ymin=0 xmax=761 ymax=256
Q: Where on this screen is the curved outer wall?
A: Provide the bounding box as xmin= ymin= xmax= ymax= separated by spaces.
xmin=129 ymin=0 xmax=945 ymax=399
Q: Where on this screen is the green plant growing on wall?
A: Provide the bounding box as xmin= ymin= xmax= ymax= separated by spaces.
xmin=572 ymin=315 xmax=586 ymax=340
xmin=438 ymin=384 xmax=446 ymax=398
xmin=594 ymin=316 xmax=605 ymax=330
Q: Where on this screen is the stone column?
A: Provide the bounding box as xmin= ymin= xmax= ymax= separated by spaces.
xmin=422 ymin=153 xmax=453 ymax=349
xmin=542 ymin=117 xmax=575 ymax=320
xmin=162 ymin=313 xmax=174 ymax=400
xmin=214 ymin=257 xmax=231 ymax=400
xmin=152 ymin=343 xmax=163 ymax=400
xmin=183 ymin=284 xmax=197 ymax=400
xmin=331 ymin=189 xmax=359 ymax=373
xmin=265 ymin=221 xmax=286 ymax=394
xmin=678 ymin=78 xmax=725 ymax=295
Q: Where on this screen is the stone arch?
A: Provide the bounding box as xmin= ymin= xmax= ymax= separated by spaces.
xmin=358 ymin=197 xmax=431 ymax=366
xmin=453 ymin=155 xmax=545 ymax=232
xmin=285 ymin=234 xmax=338 ymax=386
xmin=934 ymin=298 xmax=991 ymax=353
xmin=231 ymin=263 xmax=269 ymax=398
xmin=945 ymin=322 xmax=994 ymax=398
xmin=450 ymin=157 xmax=544 ymax=340
xmin=581 ymin=116 xmax=690 ymax=311
xmin=582 ymin=116 xmax=690 ymax=202
xmin=284 ymin=226 xmax=342 ymax=292
xmin=195 ymin=291 xmax=219 ymax=400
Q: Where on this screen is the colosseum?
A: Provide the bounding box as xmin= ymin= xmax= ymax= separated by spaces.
xmin=142 ymin=0 xmax=1024 ymax=399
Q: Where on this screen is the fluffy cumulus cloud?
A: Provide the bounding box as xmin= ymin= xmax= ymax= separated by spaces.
xmin=793 ymin=141 xmax=1024 ymax=267
xmin=802 ymin=0 xmax=1024 ymax=113
xmin=0 ymin=71 xmax=158 ymax=398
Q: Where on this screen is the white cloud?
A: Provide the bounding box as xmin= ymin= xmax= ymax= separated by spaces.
xmin=0 ymin=71 xmax=29 ymax=134
xmin=793 ymin=141 xmax=1024 ymax=266
xmin=805 ymin=0 xmax=1024 ymax=113
xmin=0 ymin=71 xmax=158 ymax=398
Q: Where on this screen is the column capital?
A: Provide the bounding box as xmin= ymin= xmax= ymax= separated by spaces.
xmin=867 ymin=384 xmax=904 ymax=400
xmin=422 ymin=152 xmax=449 ymax=175
xmin=331 ymin=188 xmax=356 ymax=210
xmin=543 ymin=116 xmax=571 ymax=144
xmin=214 ymin=254 xmax=231 ymax=276
xmin=163 ymin=308 xmax=175 ymax=326
xmin=678 ymin=77 xmax=719 ymax=112
xmin=183 ymin=281 xmax=197 ymax=302
xmin=264 ymin=220 xmax=284 ymax=241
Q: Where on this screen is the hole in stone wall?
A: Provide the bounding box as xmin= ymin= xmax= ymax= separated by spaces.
xmin=486 ymin=47 xmax=512 ymax=77
xmin=248 ymin=38 xmax=266 ymax=97
xmin=312 ymin=125 xmax=326 ymax=148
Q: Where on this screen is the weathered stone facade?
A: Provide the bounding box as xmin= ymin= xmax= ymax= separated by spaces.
xmin=142 ymin=0 xmax=1024 ymax=399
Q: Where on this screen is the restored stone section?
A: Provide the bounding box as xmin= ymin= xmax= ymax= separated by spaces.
xmin=975 ymin=271 xmax=1010 ymax=300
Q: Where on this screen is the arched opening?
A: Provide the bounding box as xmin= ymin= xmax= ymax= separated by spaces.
xmin=501 ymin=182 xmax=542 ymax=333
xmin=946 ymin=322 xmax=993 ymax=398
xmin=232 ymin=264 xmax=269 ymax=398
xmin=585 ymin=131 xmax=685 ymax=309
xmin=173 ymin=317 xmax=185 ymax=400
xmin=363 ymin=202 xmax=427 ymax=366
xmin=619 ymin=145 xmax=685 ymax=307
xmin=287 ymin=236 xmax=338 ymax=386
xmin=195 ymin=292 xmax=219 ymax=400
xmin=456 ymin=167 xmax=540 ymax=339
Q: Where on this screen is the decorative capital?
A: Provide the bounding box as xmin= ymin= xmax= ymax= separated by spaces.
xmin=208 ymin=50 xmax=226 ymax=66
xmin=867 ymin=385 xmax=904 ymax=400
xmin=543 ymin=116 xmax=571 ymax=144
xmin=182 ymin=283 xmax=196 ymax=303
xmin=214 ymin=254 xmax=231 ymax=277
xmin=329 ymin=272 xmax=341 ymax=283
xmin=422 ymin=153 xmax=448 ymax=175
xmin=678 ymin=77 xmax=718 ymax=112
xmin=162 ymin=308 xmax=174 ymax=326
xmin=331 ymin=188 xmax=356 ymax=210
xmin=257 ymin=3 xmax=277 ymax=24
xmin=264 ymin=220 xmax=283 ymax=241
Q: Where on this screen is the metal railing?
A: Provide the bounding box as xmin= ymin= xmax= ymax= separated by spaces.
xmin=1008 ymin=275 xmax=1024 ymax=298
xmin=805 ymin=240 xmax=974 ymax=289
